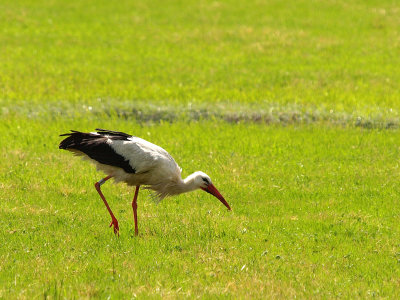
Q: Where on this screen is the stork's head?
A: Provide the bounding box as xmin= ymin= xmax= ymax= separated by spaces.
xmin=191 ymin=171 xmax=231 ymax=211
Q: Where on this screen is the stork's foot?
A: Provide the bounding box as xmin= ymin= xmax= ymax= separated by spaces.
xmin=109 ymin=218 xmax=119 ymax=235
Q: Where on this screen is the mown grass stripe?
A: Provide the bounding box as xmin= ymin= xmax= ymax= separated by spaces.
xmin=2 ymin=101 xmax=399 ymax=129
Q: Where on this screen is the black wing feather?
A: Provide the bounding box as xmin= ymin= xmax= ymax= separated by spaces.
xmin=59 ymin=130 xmax=136 ymax=173
xmin=95 ymin=128 xmax=133 ymax=139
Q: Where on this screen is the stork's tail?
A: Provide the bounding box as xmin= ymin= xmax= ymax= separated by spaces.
xmin=59 ymin=130 xmax=94 ymax=150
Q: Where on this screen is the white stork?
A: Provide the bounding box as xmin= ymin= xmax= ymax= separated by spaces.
xmin=59 ymin=128 xmax=231 ymax=235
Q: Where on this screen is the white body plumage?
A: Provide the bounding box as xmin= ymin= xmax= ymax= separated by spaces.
xmin=94 ymin=136 xmax=184 ymax=199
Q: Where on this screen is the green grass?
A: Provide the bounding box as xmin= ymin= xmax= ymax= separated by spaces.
xmin=1 ymin=0 xmax=400 ymax=298
xmin=1 ymin=0 xmax=400 ymax=114
xmin=1 ymin=115 xmax=400 ymax=298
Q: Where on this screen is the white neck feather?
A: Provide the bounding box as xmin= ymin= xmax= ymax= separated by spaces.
xmin=148 ymin=172 xmax=200 ymax=200
xmin=180 ymin=173 xmax=199 ymax=192
xmin=167 ymin=173 xmax=199 ymax=195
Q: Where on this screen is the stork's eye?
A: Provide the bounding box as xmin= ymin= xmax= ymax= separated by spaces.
xmin=202 ymin=177 xmax=209 ymax=184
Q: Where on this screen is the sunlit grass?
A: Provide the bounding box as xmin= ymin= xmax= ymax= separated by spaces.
xmin=1 ymin=115 xmax=400 ymax=298
xmin=1 ymin=0 xmax=400 ymax=297
xmin=1 ymin=0 xmax=400 ymax=113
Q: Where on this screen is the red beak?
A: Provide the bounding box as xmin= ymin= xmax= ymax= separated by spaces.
xmin=201 ymin=184 xmax=231 ymax=211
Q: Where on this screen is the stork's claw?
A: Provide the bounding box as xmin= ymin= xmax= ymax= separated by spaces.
xmin=109 ymin=218 xmax=119 ymax=235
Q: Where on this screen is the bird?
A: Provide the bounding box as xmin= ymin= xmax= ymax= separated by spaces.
xmin=59 ymin=128 xmax=231 ymax=235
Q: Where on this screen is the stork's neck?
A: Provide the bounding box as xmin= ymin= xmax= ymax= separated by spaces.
xmin=176 ymin=173 xmax=199 ymax=194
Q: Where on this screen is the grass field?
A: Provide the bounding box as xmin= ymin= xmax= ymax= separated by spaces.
xmin=1 ymin=0 xmax=400 ymax=298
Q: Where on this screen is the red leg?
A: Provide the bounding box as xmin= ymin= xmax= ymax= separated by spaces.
xmin=94 ymin=175 xmax=119 ymax=235
xmin=132 ymin=185 xmax=140 ymax=236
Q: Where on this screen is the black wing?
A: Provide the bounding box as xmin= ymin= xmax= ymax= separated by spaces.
xmin=95 ymin=128 xmax=133 ymax=139
xmin=59 ymin=130 xmax=136 ymax=173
